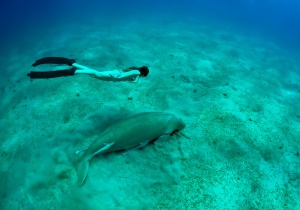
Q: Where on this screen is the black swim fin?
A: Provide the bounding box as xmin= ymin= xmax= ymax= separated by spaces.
xmin=32 ymin=57 xmax=76 ymax=67
xmin=27 ymin=67 xmax=77 ymax=79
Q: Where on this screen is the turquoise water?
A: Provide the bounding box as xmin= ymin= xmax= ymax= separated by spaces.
xmin=0 ymin=1 xmax=299 ymax=209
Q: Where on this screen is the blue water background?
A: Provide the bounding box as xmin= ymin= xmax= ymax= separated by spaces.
xmin=0 ymin=0 xmax=299 ymax=58
xmin=0 ymin=0 xmax=300 ymax=44
xmin=0 ymin=0 xmax=300 ymax=79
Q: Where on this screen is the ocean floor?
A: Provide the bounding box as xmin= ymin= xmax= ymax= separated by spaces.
xmin=0 ymin=18 xmax=299 ymax=209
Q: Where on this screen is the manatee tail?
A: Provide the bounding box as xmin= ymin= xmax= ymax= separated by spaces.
xmin=75 ymin=157 xmax=90 ymax=186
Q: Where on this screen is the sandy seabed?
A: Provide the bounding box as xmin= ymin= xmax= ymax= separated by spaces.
xmin=0 ymin=18 xmax=299 ymax=209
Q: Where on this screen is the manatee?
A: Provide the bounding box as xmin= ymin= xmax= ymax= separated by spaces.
xmin=74 ymin=112 xmax=185 ymax=186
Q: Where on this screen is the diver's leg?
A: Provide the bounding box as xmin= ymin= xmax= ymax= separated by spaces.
xmin=74 ymin=68 xmax=119 ymax=80
xmin=72 ymin=63 xmax=92 ymax=70
xmin=74 ymin=68 xmax=105 ymax=76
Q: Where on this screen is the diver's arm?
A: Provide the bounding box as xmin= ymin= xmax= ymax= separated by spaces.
xmin=132 ymin=75 xmax=140 ymax=83
xmin=114 ymin=70 xmax=140 ymax=81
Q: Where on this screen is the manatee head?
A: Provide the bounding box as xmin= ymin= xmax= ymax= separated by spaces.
xmin=173 ymin=115 xmax=185 ymax=132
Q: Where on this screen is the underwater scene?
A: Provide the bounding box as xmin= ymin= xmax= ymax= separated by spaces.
xmin=0 ymin=0 xmax=299 ymax=209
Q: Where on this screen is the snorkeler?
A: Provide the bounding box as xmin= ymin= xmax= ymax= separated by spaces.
xmin=27 ymin=57 xmax=149 ymax=82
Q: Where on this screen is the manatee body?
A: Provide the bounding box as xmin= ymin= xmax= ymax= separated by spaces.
xmin=75 ymin=112 xmax=185 ymax=186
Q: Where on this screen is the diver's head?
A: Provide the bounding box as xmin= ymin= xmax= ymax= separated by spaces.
xmin=138 ymin=66 xmax=149 ymax=77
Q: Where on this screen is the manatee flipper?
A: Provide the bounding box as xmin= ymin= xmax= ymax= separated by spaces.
xmin=76 ymin=158 xmax=90 ymax=186
xmin=32 ymin=57 xmax=76 ymax=67
xmin=154 ymin=133 xmax=171 ymax=143
xmin=131 ymin=140 xmax=150 ymax=150
xmin=76 ymin=142 xmax=115 ymax=186
xmin=92 ymin=142 xmax=115 ymax=157
xmin=130 ymin=134 xmax=171 ymax=151
xmin=75 ymin=147 xmax=88 ymax=155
